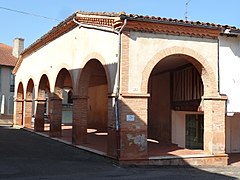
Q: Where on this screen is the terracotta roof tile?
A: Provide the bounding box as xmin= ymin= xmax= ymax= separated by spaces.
xmin=0 ymin=43 xmax=17 ymax=67
xmin=119 ymin=13 xmax=239 ymax=31
xmin=21 ymin=11 xmax=240 ymax=56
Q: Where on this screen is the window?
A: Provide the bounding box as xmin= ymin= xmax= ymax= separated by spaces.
xmin=67 ymin=90 xmax=73 ymax=104
xmin=10 ymin=73 xmax=15 ymax=92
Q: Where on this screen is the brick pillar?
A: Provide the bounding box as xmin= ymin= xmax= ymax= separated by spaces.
xmin=203 ymin=95 xmax=227 ymax=155
xmin=15 ymin=99 xmax=24 ymax=126
xmin=72 ymin=95 xmax=87 ymax=144
xmin=49 ymin=95 xmax=62 ymax=137
xmin=107 ymin=95 xmax=119 ymax=158
xmin=34 ymin=99 xmax=45 ymax=132
xmin=24 ymin=99 xmax=32 ymax=128
xmin=118 ymin=93 xmax=149 ymax=160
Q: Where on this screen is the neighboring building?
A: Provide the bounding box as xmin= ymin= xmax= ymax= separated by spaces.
xmin=0 ymin=39 xmax=23 ymax=123
xmin=12 ymin=11 xmax=240 ymax=165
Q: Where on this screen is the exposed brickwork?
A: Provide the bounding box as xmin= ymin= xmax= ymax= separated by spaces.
xmin=118 ymin=95 xmax=148 ymax=160
xmin=120 ymin=32 xmax=130 ymax=93
xmin=24 ymin=100 xmax=32 ymax=128
xmin=49 ymin=95 xmax=62 ymax=137
xmin=34 ymin=100 xmax=45 ymax=132
xmin=15 ymin=83 xmax=24 ymax=126
xmin=141 ymin=46 xmax=218 ymax=97
xmin=107 ymin=96 xmax=119 ymax=158
xmin=35 ymin=75 xmax=50 ymax=132
xmin=24 ymin=79 xmax=34 ymax=128
xmin=13 ymin=11 xmax=231 ymax=165
xmin=125 ymin=20 xmax=220 ymax=38
xmin=15 ymin=100 xmax=23 ymax=126
xmin=72 ymin=96 xmax=88 ymax=144
xmin=203 ymin=96 xmax=227 ymax=154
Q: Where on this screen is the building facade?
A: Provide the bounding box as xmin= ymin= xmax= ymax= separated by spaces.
xmin=0 ymin=39 xmax=22 ymax=123
xmin=13 ymin=11 xmax=240 ymax=165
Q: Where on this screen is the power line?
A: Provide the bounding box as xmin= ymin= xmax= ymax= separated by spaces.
xmin=184 ymin=0 xmax=191 ymax=21
xmin=0 ymin=6 xmax=60 ymax=21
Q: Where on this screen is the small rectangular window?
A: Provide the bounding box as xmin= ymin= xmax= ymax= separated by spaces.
xmin=10 ymin=73 xmax=15 ymax=92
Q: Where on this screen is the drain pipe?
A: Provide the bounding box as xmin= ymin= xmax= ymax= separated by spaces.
xmin=115 ymin=18 xmax=127 ymax=131
xmin=114 ymin=18 xmax=127 ymax=160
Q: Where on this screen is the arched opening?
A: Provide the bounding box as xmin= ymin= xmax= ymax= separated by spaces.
xmin=15 ymin=82 xmax=24 ymax=126
xmin=78 ymin=59 xmax=108 ymax=151
xmin=50 ymin=68 xmax=73 ymax=137
xmin=25 ymin=79 xmax=35 ymax=128
xmin=147 ymin=54 xmax=204 ymax=155
xmin=35 ymin=75 xmax=50 ymax=132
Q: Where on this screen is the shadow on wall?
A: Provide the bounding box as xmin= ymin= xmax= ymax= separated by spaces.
xmin=220 ymin=36 xmax=240 ymax=58
xmin=20 ymin=59 xmax=229 ymax=168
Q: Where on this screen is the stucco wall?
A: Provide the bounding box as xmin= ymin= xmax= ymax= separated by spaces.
xmin=219 ymin=36 xmax=240 ymax=113
xmin=0 ymin=66 xmax=14 ymax=115
xmin=15 ymin=26 xmax=119 ymax=96
xmin=128 ymin=32 xmax=219 ymax=94
xmin=226 ymin=115 xmax=240 ymax=153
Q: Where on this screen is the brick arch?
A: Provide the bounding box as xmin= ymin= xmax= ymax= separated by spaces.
xmin=38 ymin=74 xmax=50 ymax=99
xmin=26 ymin=78 xmax=34 ymax=100
xmin=17 ymin=82 xmax=24 ymax=100
xmin=78 ymin=59 xmax=108 ymax=96
xmin=15 ymin=82 xmax=24 ymax=126
xmin=141 ymin=46 xmax=218 ymax=97
xmin=77 ymin=52 xmax=111 ymax=93
xmin=54 ymin=68 xmax=73 ymax=98
xmin=24 ymin=79 xmax=35 ymax=128
xmin=34 ymin=74 xmax=50 ymax=132
xmin=38 ymin=71 xmax=51 ymax=92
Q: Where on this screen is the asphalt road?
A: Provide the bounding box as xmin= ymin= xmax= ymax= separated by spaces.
xmin=0 ymin=126 xmax=239 ymax=180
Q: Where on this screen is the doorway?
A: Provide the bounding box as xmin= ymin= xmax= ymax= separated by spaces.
xmin=186 ymin=114 xmax=203 ymax=149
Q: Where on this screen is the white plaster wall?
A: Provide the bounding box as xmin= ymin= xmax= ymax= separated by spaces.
xmin=15 ymin=26 xmax=119 ymax=96
xmin=219 ymin=36 xmax=240 ymax=113
xmin=171 ymin=111 xmax=185 ymax=148
xmin=128 ymin=32 xmax=218 ymax=93
xmin=0 ymin=66 xmax=14 ymax=114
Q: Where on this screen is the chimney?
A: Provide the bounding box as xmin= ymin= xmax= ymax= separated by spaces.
xmin=12 ymin=38 xmax=24 ymax=58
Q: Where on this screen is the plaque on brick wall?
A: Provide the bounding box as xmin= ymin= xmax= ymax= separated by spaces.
xmin=126 ymin=115 xmax=135 ymax=121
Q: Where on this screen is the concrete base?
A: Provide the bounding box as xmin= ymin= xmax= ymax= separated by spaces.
xmin=119 ymin=154 xmax=228 ymax=166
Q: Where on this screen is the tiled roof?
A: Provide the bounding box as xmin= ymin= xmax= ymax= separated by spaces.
xmin=13 ymin=11 xmax=240 ymax=74
xmin=74 ymin=11 xmax=239 ymax=30
xmin=22 ymin=11 xmax=240 ymax=56
xmin=0 ymin=43 xmax=17 ymax=67
xmin=122 ymin=14 xmax=239 ymax=30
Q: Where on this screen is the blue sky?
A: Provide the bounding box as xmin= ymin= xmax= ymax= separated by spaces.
xmin=0 ymin=0 xmax=239 ymax=47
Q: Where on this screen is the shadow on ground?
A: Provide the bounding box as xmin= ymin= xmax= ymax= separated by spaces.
xmin=0 ymin=126 xmax=238 ymax=180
